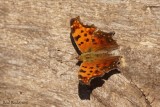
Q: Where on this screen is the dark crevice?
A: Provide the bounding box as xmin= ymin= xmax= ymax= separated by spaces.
xmin=130 ymin=81 xmax=152 ymax=107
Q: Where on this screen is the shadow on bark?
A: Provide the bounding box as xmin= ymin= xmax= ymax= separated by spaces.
xmin=78 ymin=69 xmax=120 ymax=100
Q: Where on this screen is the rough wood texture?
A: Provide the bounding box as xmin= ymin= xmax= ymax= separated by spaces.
xmin=0 ymin=0 xmax=160 ymax=107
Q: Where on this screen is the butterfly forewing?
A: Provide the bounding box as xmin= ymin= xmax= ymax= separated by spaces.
xmin=91 ymin=30 xmax=119 ymax=51
xmin=70 ymin=17 xmax=96 ymax=53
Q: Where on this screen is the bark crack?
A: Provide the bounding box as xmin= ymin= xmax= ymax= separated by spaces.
xmin=130 ymin=81 xmax=152 ymax=107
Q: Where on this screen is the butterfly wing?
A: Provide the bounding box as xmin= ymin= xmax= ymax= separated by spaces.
xmin=91 ymin=30 xmax=119 ymax=51
xmin=71 ymin=17 xmax=119 ymax=53
xmin=78 ymin=56 xmax=120 ymax=85
xmin=70 ymin=16 xmax=96 ymax=53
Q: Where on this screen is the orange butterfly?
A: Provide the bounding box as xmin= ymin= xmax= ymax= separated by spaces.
xmin=70 ymin=16 xmax=121 ymax=85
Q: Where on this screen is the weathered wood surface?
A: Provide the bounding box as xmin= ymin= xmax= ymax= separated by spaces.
xmin=0 ymin=0 xmax=160 ymax=107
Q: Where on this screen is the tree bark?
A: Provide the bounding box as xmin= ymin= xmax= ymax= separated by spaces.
xmin=0 ymin=0 xmax=160 ymax=107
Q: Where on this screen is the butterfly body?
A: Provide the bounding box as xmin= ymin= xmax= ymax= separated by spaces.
xmin=78 ymin=51 xmax=109 ymax=62
xmin=70 ymin=16 xmax=121 ymax=85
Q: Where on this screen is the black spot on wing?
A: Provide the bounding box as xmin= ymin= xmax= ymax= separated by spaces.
xmin=92 ymin=39 xmax=97 ymax=45
xmin=82 ymin=66 xmax=87 ymax=68
xmin=80 ymin=42 xmax=84 ymax=44
xmin=81 ymin=30 xmax=84 ymax=33
xmin=74 ymin=35 xmax=81 ymax=41
xmin=78 ymin=41 xmax=84 ymax=46
xmin=92 ymin=39 xmax=95 ymax=42
xmin=84 ymin=33 xmax=87 ymax=37
xmin=85 ymin=38 xmax=89 ymax=42
xmin=90 ymin=70 xmax=93 ymax=73
xmin=80 ymin=69 xmax=86 ymax=73
xmin=90 ymin=67 xmax=94 ymax=69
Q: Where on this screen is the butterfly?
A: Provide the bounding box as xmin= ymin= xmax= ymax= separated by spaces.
xmin=70 ymin=16 xmax=121 ymax=85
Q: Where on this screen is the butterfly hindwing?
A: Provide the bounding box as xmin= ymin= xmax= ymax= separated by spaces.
xmin=78 ymin=56 xmax=120 ymax=85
